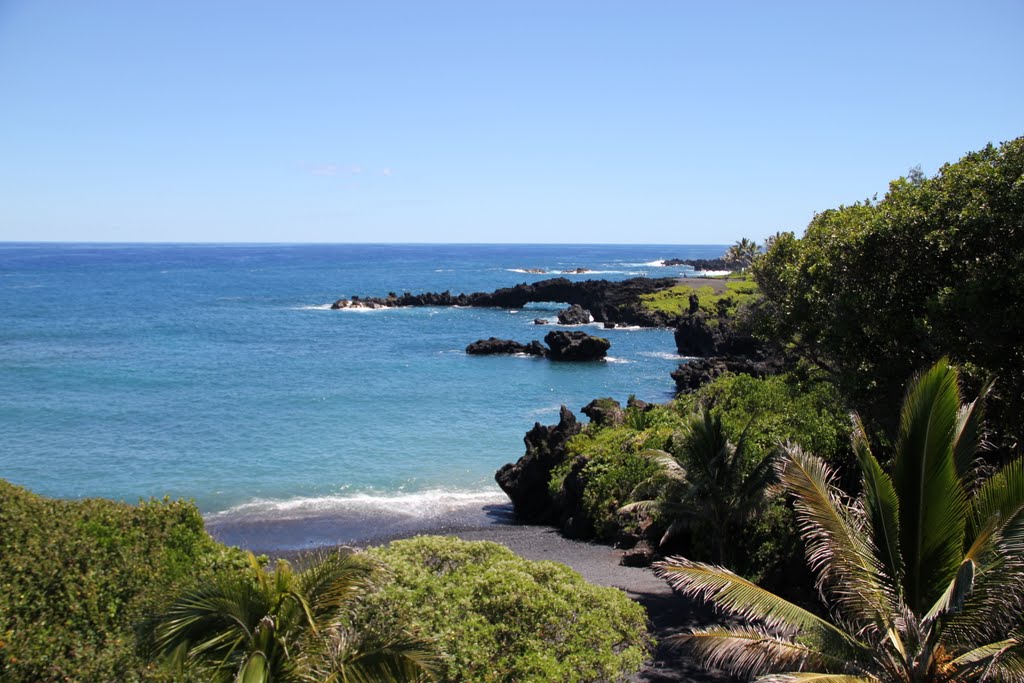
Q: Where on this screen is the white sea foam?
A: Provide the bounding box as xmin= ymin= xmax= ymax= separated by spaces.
xmin=506 ymin=268 xmax=549 ymax=274
xmin=604 ymin=356 xmax=631 ymax=364
xmin=295 ymin=303 xmax=334 ymax=310
xmin=208 ymin=488 xmax=508 ymax=523
xmin=693 ymin=270 xmax=732 ymax=277
xmin=638 ymin=351 xmax=685 ymax=360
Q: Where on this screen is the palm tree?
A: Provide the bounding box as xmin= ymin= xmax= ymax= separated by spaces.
xmin=620 ymin=410 xmax=777 ymax=565
xmin=724 ymin=238 xmax=761 ymax=271
xmin=655 ymin=359 xmax=1024 ymax=682
xmin=154 ymin=550 xmax=436 ymax=682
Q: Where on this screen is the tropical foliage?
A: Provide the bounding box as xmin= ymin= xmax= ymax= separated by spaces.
xmin=154 ymin=550 xmax=436 ymax=683
xmin=752 ymin=136 xmax=1024 ymax=452
xmin=620 ymin=410 xmax=777 ymax=565
xmin=0 ymin=480 xmax=248 ymax=682
xmin=724 ymin=238 xmax=762 ymax=271
xmin=358 ymin=536 xmax=651 ymax=683
xmin=655 ymin=359 xmax=1024 ymax=682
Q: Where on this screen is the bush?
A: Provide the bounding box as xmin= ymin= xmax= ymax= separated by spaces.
xmin=360 ymin=536 xmax=650 ymax=683
xmin=0 ymin=479 xmax=246 ymax=683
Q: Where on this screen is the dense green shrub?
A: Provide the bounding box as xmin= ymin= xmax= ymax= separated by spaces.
xmin=550 ymin=404 xmax=686 ymax=539
xmin=0 ymin=479 xmax=246 ymax=683
xmin=361 ymin=536 xmax=650 ymax=683
xmin=677 ymin=371 xmax=853 ymax=473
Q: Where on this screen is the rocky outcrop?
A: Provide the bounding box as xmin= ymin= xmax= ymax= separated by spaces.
xmin=671 ymin=356 xmax=784 ymax=393
xmin=581 ymin=397 xmax=625 ymax=427
xmin=661 ymin=257 xmax=732 ymax=270
xmin=466 ymin=332 xmax=610 ymax=361
xmin=331 ymin=276 xmax=681 ymax=327
xmin=544 ymin=331 xmax=610 ymax=361
xmin=465 ymin=338 xmax=546 ymax=356
xmin=557 ymin=304 xmax=592 ymax=325
xmin=495 ymin=406 xmax=582 ymax=524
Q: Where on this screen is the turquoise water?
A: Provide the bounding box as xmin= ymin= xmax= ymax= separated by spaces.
xmin=0 ymin=243 xmax=722 ymax=548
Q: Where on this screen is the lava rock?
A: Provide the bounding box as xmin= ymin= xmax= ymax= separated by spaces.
xmin=557 ymin=304 xmax=593 ymax=325
xmin=495 ymin=406 xmax=582 ymax=524
xmin=581 ymin=397 xmax=625 ymax=427
xmin=465 ymin=338 xmax=546 ymax=356
xmin=544 ymin=331 xmax=610 ymax=361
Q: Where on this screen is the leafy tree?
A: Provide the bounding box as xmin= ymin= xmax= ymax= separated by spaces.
xmin=655 ymin=359 xmax=1024 ymax=682
xmin=621 ymin=410 xmax=777 ymax=565
xmin=154 ymin=551 xmax=436 ymax=683
xmin=752 ymin=137 xmax=1024 ymax=453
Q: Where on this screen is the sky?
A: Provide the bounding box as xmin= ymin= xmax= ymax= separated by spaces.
xmin=0 ymin=1 xmax=1021 ymax=245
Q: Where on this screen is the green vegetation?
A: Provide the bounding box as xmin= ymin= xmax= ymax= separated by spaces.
xmin=154 ymin=551 xmax=436 ymax=683
xmin=620 ymin=410 xmax=777 ymax=566
xmin=639 ymin=278 xmax=759 ymax=318
xmin=0 ymin=480 xmax=248 ymax=682
xmin=545 ymin=373 xmax=851 ymax=589
xmin=656 ymin=358 xmax=1024 ymax=682
xmin=753 ymin=136 xmax=1024 ymax=453
xmin=360 ymin=536 xmax=650 ymax=683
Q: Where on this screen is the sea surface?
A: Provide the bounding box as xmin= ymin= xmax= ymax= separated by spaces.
xmin=0 ymin=243 xmax=724 ymax=550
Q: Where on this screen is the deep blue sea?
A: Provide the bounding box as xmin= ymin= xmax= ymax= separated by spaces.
xmin=0 ymin=243 xmax=724 ymax=550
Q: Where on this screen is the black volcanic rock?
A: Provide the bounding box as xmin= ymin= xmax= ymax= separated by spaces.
xmin=495 ymin=406 xmax=582 ymax=524
xmin=671 ymin=356 xmax=784 ymax=394
xmin=581 ymin=397 xmax=625 ymax=427
xmin=465 ymin=338 xmax=546 ymax=356
xmin=557 ymin=304 xmax=592 ymax=325
xmin=544 ymin=331 xmax=610 ymax=361
xmin=332 ymin=276 xmax=681 ymax=327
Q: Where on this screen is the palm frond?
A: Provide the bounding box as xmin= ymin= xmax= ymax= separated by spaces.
xmin=951 ymin=376 xmax=991 ymax=481
xmin=968 ymin=457 xmax=1024 ymax=546
xmin=755 ymin=674 xmax=875 ymax=683
xmin=298 ymin=626 xmax=439 ymax=683
xmin=296 ymin=549 xmax=377 ymax=622
xmin=667 ymin=626 xmax=858 ymax=681
xmin=778 ymin=445 xmax=895 ymax=635
xmin=892 ymin=358 xmax=970 ymax=616
xmin=852 ymin=413 xmax=902 ymax=588
xmin=654 ymin=557 xmax=866 ymax=654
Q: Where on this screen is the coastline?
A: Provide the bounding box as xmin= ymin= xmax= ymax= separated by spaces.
xmin=206 ymin=504 xmax=727 ymax=683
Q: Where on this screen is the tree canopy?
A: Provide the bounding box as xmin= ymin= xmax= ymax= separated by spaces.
xmin=753 ymin=136 xmax=1024 ymax=452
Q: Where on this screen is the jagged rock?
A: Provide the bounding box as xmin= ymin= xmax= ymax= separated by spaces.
xmin=661 ymin=257 xmax=732 ymax=270
xmin=626 ymin=396 xmax=651 ymax=412
xmin=561 ymin=267 xmax=591 ymax=274
xmin=674 ymin=312 xmax=719 ymax=357
xmin=332 ymin=276 xmax=681 ymax=327
xmin=603 ymin=322 xmax=616 ymax=329
xmin=533 ymin=318 xmax=549 ymax=325
xmin=581 ymin=398 xmax=625 ymax=427
xmin=465 ymin=338 xmax=546 ymax=356
xmin=557 ymin=304 xmax=592 ymax=325
xmin=495 ymin=406 xmax=582 ymax=524
xmin=557 ymin=455 xmax=593 ymax=539
xmin=671 ymin=356 xmax=784 ymax=394
xmin=544 ymin=331 xmax=610 ymax=361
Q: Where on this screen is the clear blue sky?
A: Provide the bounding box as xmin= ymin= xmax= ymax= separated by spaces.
xmin=1 ymin=1 xmax=1021 ymax=244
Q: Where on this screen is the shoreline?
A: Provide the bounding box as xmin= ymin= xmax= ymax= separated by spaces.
xmin=205 ymin=504 xmax=726 ymax=683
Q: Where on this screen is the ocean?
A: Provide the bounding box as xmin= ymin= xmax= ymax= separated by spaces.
xmin=0 ymin=243 xmax=723 ymax=550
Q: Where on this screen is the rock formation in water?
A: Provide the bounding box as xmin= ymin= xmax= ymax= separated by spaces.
xmin=332 ymin=277 xmax=681 ymax=327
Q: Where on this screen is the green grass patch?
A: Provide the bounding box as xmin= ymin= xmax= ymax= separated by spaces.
xmin=640 ymin=278 xmax=759 ymax=318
